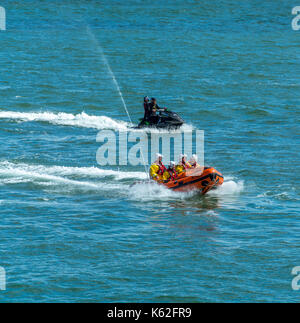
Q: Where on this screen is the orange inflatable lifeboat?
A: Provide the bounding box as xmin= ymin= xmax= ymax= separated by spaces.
xmin=162 ymin=166 xmax=224 ymax=195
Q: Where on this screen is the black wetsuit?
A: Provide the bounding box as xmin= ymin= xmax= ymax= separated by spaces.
xmin=143 ymin=102 xmax=151 ymax=121
xmin=149 ymin=103 xmax=161 ymax=124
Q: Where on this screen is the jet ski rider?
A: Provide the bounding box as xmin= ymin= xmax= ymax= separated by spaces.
xmin=143 ymin=96 xmax=150 ymax=122
xmin=150 ymin=153 xmax=167 ymax=182
xmin=149 ymin=98 xmax=165 ymax=124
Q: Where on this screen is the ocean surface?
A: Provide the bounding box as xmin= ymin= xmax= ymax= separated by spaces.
xmin=0 ymin=0 xmax=299 ymax=302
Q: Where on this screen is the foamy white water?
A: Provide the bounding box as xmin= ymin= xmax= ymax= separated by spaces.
xmin=0 ymin=161 xmax=147 ymax=181
xmin=0 ymin=161 xmax=241 ymax=201
xmin=128 ymin=181 xmax=198 ymax=201
xmin=0 ymin=111 xmax=129 ymax=130
xmin=129 ymin=178 xmax=244 ymax=202
xmin=0 ymin=110 xmax=194 ymax=133
xmin=207 ymin=180 xmax=244 ymax=196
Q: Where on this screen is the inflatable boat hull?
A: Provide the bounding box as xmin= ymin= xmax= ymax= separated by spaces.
xmin=162 ymin=167 xmax=224 ymax=195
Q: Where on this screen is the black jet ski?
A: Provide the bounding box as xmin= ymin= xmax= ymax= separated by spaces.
xmin=136 ymin=109 xmax=184 ymax=129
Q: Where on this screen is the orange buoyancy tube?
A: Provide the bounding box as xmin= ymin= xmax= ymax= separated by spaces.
xmin=162 ymin=167 xmax=224 ymax=195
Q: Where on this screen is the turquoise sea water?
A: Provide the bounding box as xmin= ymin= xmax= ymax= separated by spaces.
xmin=0 ymin=1 xmax=299 ymax=302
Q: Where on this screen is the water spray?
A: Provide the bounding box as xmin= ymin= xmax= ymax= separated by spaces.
xmin=86 ymin=26 xmax=150 ymax=179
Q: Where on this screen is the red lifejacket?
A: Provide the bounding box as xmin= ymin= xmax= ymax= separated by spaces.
xmin=157 ymin=162 xmax=167 ymax=175
xmin=182 ymin=161 xmax=188 ymax=170
xmin=168 ymin=168 xmax=178 ymax=181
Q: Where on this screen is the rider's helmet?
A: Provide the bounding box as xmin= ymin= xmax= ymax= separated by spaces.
xmin=169 ymin=161 xmax=176 ymax=169
xmin=156 ymin=153 xmax=164 ymax=162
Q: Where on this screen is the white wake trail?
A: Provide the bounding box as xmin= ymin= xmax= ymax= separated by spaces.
xmin=0 ymin=161 xmax=147 ymax=193
xmin=0 ymin=110 xmax=194 ymax=134
xmin=0 ymin=161 xmax=147 ymax=181
xmin=0 ymin=111 xmax=129 ymax=130
xmin=0 ymin=161 xmax=242 ymax=201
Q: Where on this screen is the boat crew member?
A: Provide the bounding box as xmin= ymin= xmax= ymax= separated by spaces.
xmin=143 ymin=96 xmax=150 ymax=121
xmin=176 ymin=154 xmax=192 ymax=174
xmin=189 ymin=154 xmax=200 ymax=168
xmin=163 ymin=161 xmax=178 ymax=182
xmin=150 ymin=153 xmax=167 ymax=182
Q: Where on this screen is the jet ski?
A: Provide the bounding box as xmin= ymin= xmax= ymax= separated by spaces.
xmin=136 ymin=109 xmax=184 ymax=129
xmin=161 ymin=166 xmax=224 ymax=195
